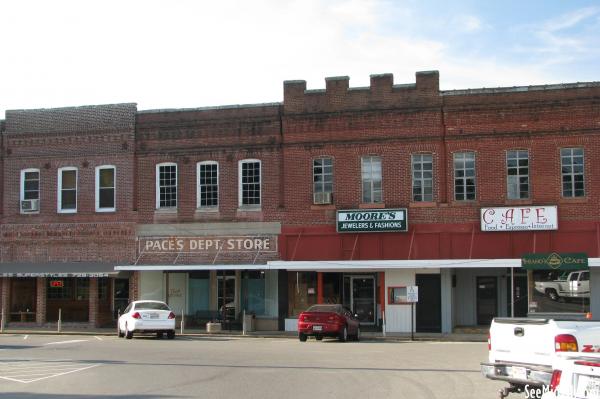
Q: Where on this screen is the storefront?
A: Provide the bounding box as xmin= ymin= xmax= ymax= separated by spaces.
xmin=117 ymin=222 xmax=283 ymax=331
xmin=0 ymin=263 xmax=130 ymax=327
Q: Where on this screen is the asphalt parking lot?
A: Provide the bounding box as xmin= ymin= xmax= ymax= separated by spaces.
xmin=0 ymin=333 xmax=507 ymax=399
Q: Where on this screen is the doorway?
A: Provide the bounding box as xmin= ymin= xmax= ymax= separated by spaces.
xmin=415 ymin=274 xmax=442 ymax=333
xmin=477 ymin=276 xmax=498 ymax=326
xmin=217 ymin=271 xmax=236 ymax=320
xmin=349 ymin=276 xmax=376 ymax=325
xmin=506 ymin=273 xmax=528 ymax=317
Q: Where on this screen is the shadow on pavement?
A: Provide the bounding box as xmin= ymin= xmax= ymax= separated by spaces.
xmin=0 ymin=395 xmax=182 ymax=399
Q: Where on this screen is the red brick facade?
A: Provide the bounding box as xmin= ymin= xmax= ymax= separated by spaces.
xmin=0 ymin=71 xmax=599 ymax=327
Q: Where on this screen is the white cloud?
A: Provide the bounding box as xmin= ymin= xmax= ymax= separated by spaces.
xmin=453 ymin=15 xmax=484 ymax=33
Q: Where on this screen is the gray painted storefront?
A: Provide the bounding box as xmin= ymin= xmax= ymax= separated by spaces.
xmin=453 ymin=268 xmax=508 ymax=327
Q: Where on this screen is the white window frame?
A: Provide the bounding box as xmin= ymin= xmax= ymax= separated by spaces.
xmin=57 ymin=166 xmax=78 ymax=213
xmin=197 ymin=161 xmax=219 ymax=210
xmin=506 ymin=150 xmax=529 ymax=200
xmin=238 ymin=159 xmax=261 ymax=208
xmin=156 ymin=162 xmax=178 ymax=210
xmin=20 ymin=168 xmax=41 ymax=214
xmin=561 ymin=147 xmax=585 ymax=198
xmin=361 ymin=156 xmax=383 ymax=204
xmin=453 ymin=152 xmax=476 ymax=201
xmin=313 ymin=157 xmax=334 ymax=204
xmin=95 ymin=165 xmax=116 ymax=212
xmin=411 ymin=153 xmax=433 ymax=202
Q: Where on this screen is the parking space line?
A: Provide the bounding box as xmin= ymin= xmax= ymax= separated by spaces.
xmin=24 ymin=364 xmax=100 ymax=383
xmin=44 ymin=339 xmax=88 ymax=346
xmin=94 ymin=336 xmax=103 ymax=341
xmin=23 ymin=335 xmax=28 ymax=340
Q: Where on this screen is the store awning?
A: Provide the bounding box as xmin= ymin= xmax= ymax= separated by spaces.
xmin=267 ymin=259 xmax=523 ymax=271
xmin=116 ymin=258 xmax=600 ymax=272
xmin=0 ymin=262 xmax=119 ymax=277
xmin=115 ymin=264 xmax=269 ymax=271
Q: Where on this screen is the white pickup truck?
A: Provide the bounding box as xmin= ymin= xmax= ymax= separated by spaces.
xmin=481 ymin=318 xmax=600 ymax=398
xmin=542 ymin=353 xmax=600 ymax=399
xmin=535 ymin=271 xmax=590 ymax=301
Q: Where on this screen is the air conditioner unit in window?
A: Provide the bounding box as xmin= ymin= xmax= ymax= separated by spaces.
xmin=21 ymin=199 xmax=40 ymax=212
xmin=314 ymin=192 xmax=333 ymax=205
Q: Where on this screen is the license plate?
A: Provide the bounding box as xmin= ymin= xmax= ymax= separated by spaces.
xmin=511 ymin=366 xmax=527 ymax=381
xmin=576 ymin=375 xmax=600 ymax=398
xmin=149 ymin=313 xmax=159 ymax=319
xmin=313 ymin=325 xmax=322 ymax=331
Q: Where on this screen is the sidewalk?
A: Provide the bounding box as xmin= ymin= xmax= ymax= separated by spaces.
xmin=0 ymin=325 xmax=487 ymax=342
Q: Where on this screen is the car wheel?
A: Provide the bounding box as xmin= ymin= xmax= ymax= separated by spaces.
xmin=298 ymin=333 xmax=307 ymax=342
xmin=167 ymin=330 xmax=175 ymax=340
xmin=339 ymin=326 xmax=348 ymax=342
xmin=156 ymin=332 xmax=164 ymax=339
xmin=125 ymin=323 xmax=133 ymax=339
xmin=118 ymin=326 xmax=125 ymax=338
xmin=315 ymin=335 xmax=323 ymax=341
xmin=547 ymin=289 xmax=559 ymax=301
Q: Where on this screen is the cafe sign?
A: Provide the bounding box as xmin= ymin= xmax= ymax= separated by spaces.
xmin=140 ymin=236 xmax=277 ymax=253
xmin=481 ymin=206 xmax=558 ymax=232
xmin=522 ymin=253 xmax=588 ymax=270
xmin=336 ymin=209 xmax=407 ymax=233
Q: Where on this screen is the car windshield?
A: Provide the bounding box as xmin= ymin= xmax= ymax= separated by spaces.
xmin=134 ymin=302 xmax=170 ymax=311
xmin=306 ymin=304 xmax=342 ymax=313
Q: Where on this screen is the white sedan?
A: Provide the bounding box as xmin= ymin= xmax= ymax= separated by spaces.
xmin=118 ymin=300 xmax=176 ymax=339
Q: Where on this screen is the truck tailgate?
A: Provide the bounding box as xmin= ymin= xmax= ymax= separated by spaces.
xmin=490 ymin=318 xmax=555 ymax=366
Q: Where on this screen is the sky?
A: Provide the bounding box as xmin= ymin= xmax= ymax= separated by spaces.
xmin=1 ymin=0 xmax=600 ymax=118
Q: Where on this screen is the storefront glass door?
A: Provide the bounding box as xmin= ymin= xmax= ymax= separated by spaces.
xmin=218 ymin=272 xmax=236 ymax=320
xmin=350 ymin=276 xmax=375 ymax=324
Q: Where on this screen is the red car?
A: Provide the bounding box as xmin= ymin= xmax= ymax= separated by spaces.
xmin=297 ymin=304 xmax=361 ymax=342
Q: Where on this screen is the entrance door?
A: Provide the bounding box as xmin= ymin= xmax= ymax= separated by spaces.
xmin=113 ymin=278 xmax=130 ymax=319
xmin=218 ymin=272 xmax=236 ymax=320
xmin=415 ymin=274 xmax=441 ymax=333
xmin=506 ymin=274 xmax=528 ymax=317
xmin=477 ymin=276 xmax=498 ymax=326
xmin=350 ymin=276 xmax=375 ymax=324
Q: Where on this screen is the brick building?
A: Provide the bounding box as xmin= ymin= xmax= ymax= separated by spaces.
xmin=1 ymin=71 xmax=599 ymax=332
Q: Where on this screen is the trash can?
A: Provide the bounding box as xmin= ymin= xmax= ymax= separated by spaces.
xmin=243 ymin=314 xmax=255 ymax=332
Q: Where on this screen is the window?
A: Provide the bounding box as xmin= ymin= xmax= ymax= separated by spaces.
xmin=313 ymin=157 xmax=333 ymax=204
xmin=156 ymin=163 xmax=177 ymax=209
xmin=239 ymin=159 xmax=261 ymax=207
xmin=361 ymin=156 xmax=382 ymax=203
xmin=412 ymin=154 xmax=433 ymax=202
xmin=454 ymin=152 xmax=476 ymax=201
xmin=197 ymin=161 xmax=219 ymax=208
xmin=561 ymin=148 xmax=585 ymax=197
xmin=507 ymin=150 xmax=529 ymax=200
xmin=20 ymin=168 xmax=40 ymax=213
xmin=95 ymin=165 xmax=116 ymax=212
xmin=58 ymin=167 xmax=77 ymax=213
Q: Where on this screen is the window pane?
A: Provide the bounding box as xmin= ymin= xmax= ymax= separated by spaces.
xmin=62 ymin=190 xmax=76 ymax=209
xmin=62 ymin=170 xmax=76 ymax=189
xmin=99 ymin=188 xmax=114 ymax=208
xmin=99 ymin=169 xmax=114 ymax=188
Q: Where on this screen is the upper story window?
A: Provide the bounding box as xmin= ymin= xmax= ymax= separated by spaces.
xmin=361 ymin=156 xmax=382 ymax=203
xmin=20 ymin=168 xmax=40 ymax=213
xmin=506 ymin=150 xmax=529 ymax=200
xmin=412 ymin=154 xmax=433 ymax=202
xmin=313 ymin=157 xmax=333 ymax=204
xmin=454 ymin=152 xmax=476 ymax=201
xmin=58 ymin=167 xmax=77 ymax=213
xmin=561 ymin=148 xmax=585 ymax=197
xmin=96 ymin=165 xmax=116 ymax=212
xmin=156 ymin=163 xmax=177 ymax=209
xmin=239 ymin=159 xmax=261 ymax=207
xmin=197 ymin=161 xmax=219 ymax=209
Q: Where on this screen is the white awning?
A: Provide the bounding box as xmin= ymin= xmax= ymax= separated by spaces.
xmin=115 ymin=258 xmax=600 ymax=272
xmin=267 ymin=259 xmax=522 ymax=271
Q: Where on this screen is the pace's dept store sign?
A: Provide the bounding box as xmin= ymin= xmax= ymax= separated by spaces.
xmin=336 ymin=209 xmax=408 ymax=233
xmin=140 ymin=236 xmax=277 ymax=253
